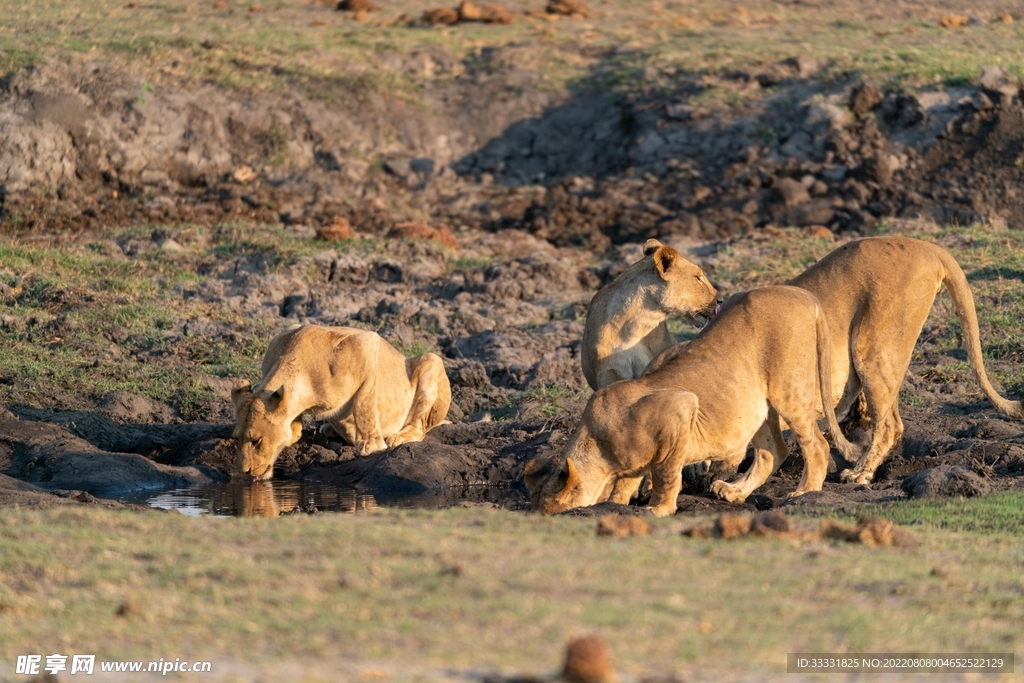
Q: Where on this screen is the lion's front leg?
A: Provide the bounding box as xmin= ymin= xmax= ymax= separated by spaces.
xmin=608 ymin=475 xmax=644 ymax=504
xmin=351 ymin=378 xmax=387 ymax=456
xmin=384 ymin=353 xmax=451 ymax=448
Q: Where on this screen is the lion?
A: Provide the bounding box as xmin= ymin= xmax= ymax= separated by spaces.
xmin=651 ymin=235 xmax=1024 ymax=485
xmin=230 ymin=324 xmax=451 ymax=481
xmin=581 ymin=239 xmax=718 ymax=391
xmin=790 ymin=235 xmax=1024 ymax=483
xmin=580 ymin=239 xmax=718 ymax=502
xmin=525 ymin=286 xmax=860 ymax=517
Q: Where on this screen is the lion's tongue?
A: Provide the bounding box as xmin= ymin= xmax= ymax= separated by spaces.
xmin=713 ymin=302 xmax=722 ymax=318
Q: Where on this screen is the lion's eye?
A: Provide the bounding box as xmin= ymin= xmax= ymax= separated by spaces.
xmin=252 ymin=437 xmax=262 ymax=448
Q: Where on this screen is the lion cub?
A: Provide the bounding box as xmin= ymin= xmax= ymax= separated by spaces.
xmin=231 ymin=325 xmax=451 ymax=481
xmin=525 ymin=286 xmax=859 ymax=517
xmin=581 ymin=239 xmax=718 ymax=391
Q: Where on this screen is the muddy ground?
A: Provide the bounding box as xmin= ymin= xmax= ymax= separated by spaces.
xmin=3 ymin=9 xmax=1024 ymax=514
xmin=2 ymin=218 xmax=1023 ymax=516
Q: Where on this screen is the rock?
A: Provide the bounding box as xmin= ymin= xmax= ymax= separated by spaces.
xmin=316 ymin=216 xmax=354 ymax=241
xmin=773 ymin=177 xmax=811 ymax=207
xmin=337 ymin=0 xmax=379 ymax=10
xmin=750 ymin=510 xmax=793 ymax=534
xmin=409 ymin=157 xmax=436 ymax=176
xmin=864 ymin=152 xmax=897 ymax=185
xmin=546 ymin=0 xmax=592 ymax=17
xmin=387 ymin=221 xmax=459 ymax=249
xmin=979 ymin=65 xmax=1018 ymax=104
xmin=792 ymin=55 xmax=821 ymax=78
xmin=562 ymin=635 xmax=614 ymax=683
xmin=902 ymin=465 xmax=992 ymax=499
xmin=384 ymin=157 xmax=412 ymax=177
xmin=714 ymin=513 xmax=751 ymax=539
xmin=821 ymin=165 xmax=848 ymax=182
xmin=457 ymin=1 xmax=516 ymax=22
xmin=421 ymin=7 xmax=459 ymax=23
xmin=158 ymin=238 xmax=184 ymax=252
xmin=596 ymin=514 xmax=651 ymax=538
xmin=819 ymin=516 xmax=919 ymax=548
xmin=232 ymin=165 xmax=258 ymax=183
xmin=850 ymin=82 xmax=883 ymax=116
xmin=807 ymin=102 xmax=854 ymax=131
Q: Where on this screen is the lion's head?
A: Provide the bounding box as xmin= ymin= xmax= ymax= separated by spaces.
xmin=230 ymin=380 xmax=303 ymax=481
xmin=642 ymin=239 xmax=719 ymax=325
xmin=524 ymin=431 xmax=610 ymax=515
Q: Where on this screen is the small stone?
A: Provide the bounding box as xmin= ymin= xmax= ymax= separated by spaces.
xmin=793 ymin=55 xmax=821 ymax=78
xmin=387 ymin=221 xmax=459 ymax=249
xmin=714 ymin=513 xmax=751 ymax=539
xmin=563 ymin=635 xmax=614 ymax=683
xmin=158 ymin=238 xmax=184 ymax=252
xmin=316 ymin=216 xmax=354 ymax=241
xmin=546 ymin=0 xmax=592 ymax=18
xmin=773 ymin=177 xmax=811 ymax=207
xmin=421 ymin=7 xmax=459 ymax=23
xmin=232 ymin=165 xmax=258 ymax=183
xmin=850 ymin=82 xmax=883 ymax=115
xmin=596 ymin=514 xmax=652 ymax=538
xmin=337 ymin=0 xmax=379 ymax=10
xmin=939 ymin=14 xmax=968 ymax=28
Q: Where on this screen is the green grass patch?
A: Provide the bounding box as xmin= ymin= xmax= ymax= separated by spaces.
xmin=0 ymin=504 xmax=1020 ymax=678
xmin=856 ymin=492 xmax=1024 ymax=536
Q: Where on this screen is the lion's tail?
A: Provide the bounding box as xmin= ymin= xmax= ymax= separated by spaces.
xmin=814 ymin=300 xmax=861 ymax=463
xmin=937 ymin=246 xmax=1024 ymax=420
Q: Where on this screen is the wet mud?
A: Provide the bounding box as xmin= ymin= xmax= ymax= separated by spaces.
xmin=3 ymin=52 xmax=1024 ymax=516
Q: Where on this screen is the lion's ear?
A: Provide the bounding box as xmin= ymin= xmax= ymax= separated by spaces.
xmin=266 ymin=386 xmax=285 ymax=411
xmin=642 ymin=239 xmax=664 ymax=256
xmin=561 ymin=458 xmax=581 ymax=493
xmin=230 ymin=380 xmax=252 ymax=410
xmin=523 ymin=457 xmax=553 ymax=493
xmin=653 ymin=246 xmax=681 ymax=279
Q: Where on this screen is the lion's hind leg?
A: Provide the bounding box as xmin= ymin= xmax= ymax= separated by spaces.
xmin=709 ymin=418 xmax=780 ymax=503
xmin=780 ymin=412 xmax=830 ymax=498
xmin=636 ymin=391 xmax=699 ymax=518
xmin=839 ymin=346 xmax=910 ymax=484
xmin=384 ymin=353 xmax=452 ymax=448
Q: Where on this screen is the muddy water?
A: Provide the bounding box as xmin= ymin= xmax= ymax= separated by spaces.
xmin=136 ymin=480 xmax=528 ymax=517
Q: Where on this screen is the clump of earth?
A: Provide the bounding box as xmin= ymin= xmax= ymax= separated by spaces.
xmin=2 ymin=52 xmax=1024 ymax=514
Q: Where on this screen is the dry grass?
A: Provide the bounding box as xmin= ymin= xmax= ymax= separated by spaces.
xmin=0 ymin=501 xmax=1021 ymax=681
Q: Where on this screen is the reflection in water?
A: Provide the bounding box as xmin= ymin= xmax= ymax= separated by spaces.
xmin=144 ymin=480 xmax=526 ymax=517
xmin=146 ymin=480 xmax=380 ymax=518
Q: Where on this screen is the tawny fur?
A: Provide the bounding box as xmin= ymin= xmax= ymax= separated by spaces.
xmin=579 ymin=239 xmax=718 ymax=502
xmin=648 ymin=235 xmax=1023 ymax=485
xmin=525 ymin=286 xmax=859 ymax=517
xmin=231 ymin=325 xmax=451 ymax=481
xmin=581 ymin=239 xmax=718 ymax=391
xmin=790 ymin=235 xmax=1024 ymax=483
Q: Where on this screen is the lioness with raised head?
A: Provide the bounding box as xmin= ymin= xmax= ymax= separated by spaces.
xmin=790 ymin=235 xmax=1024 ymax=483
xmin=231 ymin=324 xmax=451 ymax=481
xmin=525 ymin=286 xmax=859 ymax=517
xmin=581 ymin=239 xmax=718 ymax=391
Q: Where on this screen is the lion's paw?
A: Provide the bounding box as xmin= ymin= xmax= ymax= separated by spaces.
xmin=384 ymin=433 xmax=407 ymax=448
xmin=648 ymin=503 xmax=677 ymax=518
xmin=839 ymin=468 xmax=873 ymax=485
xmin=710 ymin=480 xmax=747 ymax=503
xmin=356 ymin=436 xmax=387 ymax=456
